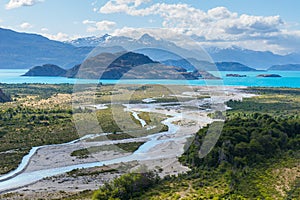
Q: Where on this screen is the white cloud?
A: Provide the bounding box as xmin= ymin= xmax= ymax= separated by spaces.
xmin=82 ymin=20 xmax=116 ymax=32
xmin=19 ymin=22 xmax=33 ymax=29
xmin=100 ymin=0 xmax=152 ymax=15
xmin=82 ymin=20 xmax=96 ymax=25
xmin=41 ymin=27 xmax=48 ymax=32
xmin=99 ymin=2 xmax=284 ymax=39
xmin=5 ymin=0 xmax=43 ymax=10
xmin=99 ymin=1 xmax=298 ymax=53
xmin=42 ymin=32 xmax=70 ymax=41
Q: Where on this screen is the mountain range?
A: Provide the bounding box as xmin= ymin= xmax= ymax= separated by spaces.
xmin=206 ymin=46 xmax=300 ymax=70
xmin=1 ymin=27 xmax=300 ymax=71
xmin=68 ymin=35 xmax=300 ymax=70
xmin=268 ymin=64 xmax=300 ymax=71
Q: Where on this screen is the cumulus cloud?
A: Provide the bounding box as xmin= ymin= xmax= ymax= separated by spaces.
xmin=99 ymin=1 xmax=296 ymax=53
xmin=41 ymin=32 xmax=70 ymax=41
xmin=41 ymin=27 xmax=48 ymax=32
xmin=82 ymin=20 xmax=116 ymax=32
xmin=261 ymin=30 xmax=300 ymax=54
xmin=5 ymin=0 xmax=43 ymax=10
xmin=19 ymin=22 xmax=33 ymax=29
xmin=82 ymin=20 xmax=96 ymax=25
xmin=100 ymin=0 xmax=151 ymax=14
xmin=100 ymin=2 xmax=284 ymax=39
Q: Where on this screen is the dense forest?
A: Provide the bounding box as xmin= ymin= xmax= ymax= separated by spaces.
xmin=180 ymin=114 xmax=299 ymax=169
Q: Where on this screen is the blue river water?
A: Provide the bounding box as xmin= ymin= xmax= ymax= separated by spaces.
xmin=0 ymin=69 xmax=299 ymax=88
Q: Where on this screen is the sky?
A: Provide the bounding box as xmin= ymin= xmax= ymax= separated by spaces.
xmin=1 ymin=0 xmax=300 ymax=54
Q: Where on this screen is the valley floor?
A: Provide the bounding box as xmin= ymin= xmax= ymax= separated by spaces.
xmin=3 ymin=85 xmax=298 ymax=200
xmin=0 ymin=85 xmax=254 ymax=199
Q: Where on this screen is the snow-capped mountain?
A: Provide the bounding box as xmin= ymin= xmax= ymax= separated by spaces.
xmin=66 ymin=34 xmax=111 ymax=47
xmin=67 ymin=33 xmax=300 ymax=69
xmin=67 ymin=33 xmax=175 ymax=48
xmin=67 ymin=33 xmax=210 ymax=64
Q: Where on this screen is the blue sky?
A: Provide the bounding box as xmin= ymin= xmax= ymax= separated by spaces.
xmin=1 ymin=0 xmax=300 ymax=54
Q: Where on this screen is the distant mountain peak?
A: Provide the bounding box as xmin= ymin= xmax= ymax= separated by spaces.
xmin=67 ymin=34 xmax=111 ymax=47
xmin=103 ymin=33 xmax=111 ymax=38
xmin=138 ymin=33 xmax=157 ymax=43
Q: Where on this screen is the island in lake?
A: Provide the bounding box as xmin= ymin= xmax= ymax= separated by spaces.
xmin=257 ymin=74 xmax=282 ymax=77
xmin=226 ymin=74 xmax=247 ymax=77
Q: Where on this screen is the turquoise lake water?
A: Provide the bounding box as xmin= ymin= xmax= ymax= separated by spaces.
xmin=0 ymin=69 xmax=299 ymax=88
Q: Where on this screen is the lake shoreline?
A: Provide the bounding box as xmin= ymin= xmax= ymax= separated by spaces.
xmin=0 ymin=69 xmax=300 ymax=88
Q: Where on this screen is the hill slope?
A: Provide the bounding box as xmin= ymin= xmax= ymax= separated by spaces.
xmin=161 ymin=59 xmax=257 ymax=71
xmin=207 ymin=47 xmax=300 ymax=69
xmin=23 ymin=64 xmax=67 ymax=76
xmin=0 ymin=28 xmax=92 ymax=69
xmin=269 ymin=64 xmax=300 ymax=71
xmin=215 ymin=62 xmax=257 ymax=71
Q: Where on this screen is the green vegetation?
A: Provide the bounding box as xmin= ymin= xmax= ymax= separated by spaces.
xmin=59 ymin=190 xmax=94 ymax=200
xmin=0 ymin=84 xmax=171 ymax=175
xmin=287 ymin=177 xmax=300 ymax=199
xmin=176 ymin=113 xmax=300 ymax=199
xmin=116 ymin=142 xmax=145 ymax=152
xmin=133 ymin=155 xmax=299 ymax=200
xmin=0 ymin=83 xmax=73 ymax=99
xmin=94 ymin=84 xmax=193 ymax=104
xmin=138 ymin=112 xmax=152 ymax=124
xmin=1 ymin=84 xmax=299 ymax=199
xmin=0 ymin=84 xmax=77 ymax=174
xmin=92 ymin=88 xmax=300 ymax=199
xmin=71 ymin=142 xmax=145 ymax=158
xmin=228 ymin=87 xmax=300 ymax=118
xmin=67 ymin=167 xmax=118 ymax=177
xmin=90 ymin=105 xmax=168 ymax=138
xmin=180 ymin=114 xmax=299 ymax=169
xmin=92 ymin=171 xmax=160 ymax=200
